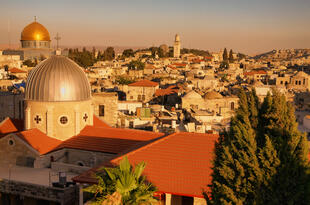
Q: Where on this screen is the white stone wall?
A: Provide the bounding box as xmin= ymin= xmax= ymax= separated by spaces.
xmin=25 ymin=100 xmax=93 ymax=141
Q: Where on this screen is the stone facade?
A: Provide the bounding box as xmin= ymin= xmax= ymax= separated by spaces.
xmin=127 ymin=85 xmax=159 ymax=103
xmin=173 ymin=34 xmax=181 ymax=58
xmin=92 ymin=92 xmax=118 ymax=126
xmin=24 ymin=100 xmax=93 ymax=141
xmin=0 ymin=134 xmax=38 ymax=167
xmin=0 ymin=92 xmax=24 ymax=121
xmin=35 ymin=148 xmax=115 ymax=169
xmin=165 ymin=193 xmax=207 ymax=205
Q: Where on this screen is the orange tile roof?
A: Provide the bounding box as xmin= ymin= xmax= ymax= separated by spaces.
xmin=93 ymin=115 xmax=111 ymax=128
xmin=52 ymin=126 xmax=164 ymax=154
xmin=155 ymin=88 xmax=179 ymax=97
xmin=244 ymin=70 xmax=267 ymax=76
xmin=73 ymin=132 xmax=218 ymax=198
xmin=0 ymin=118 xmax=24 ymax=137
xmin=171 ymin=63 xmax=187 ymax=67
xmin=9 ymin=67 xmax=27 ymax=73
xmin=128 ymin=80 xmax=159 ymax=87
xmin=16 ymin=129 xmax=62 ymax=155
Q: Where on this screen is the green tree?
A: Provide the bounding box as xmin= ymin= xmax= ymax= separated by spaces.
xmin=206 ymin=89 xmax=310 ymax=205
xmin=206 ymin=89 xmax=262 ymax=204
xmin=257 ymin=90 xmax=310 ymax=205
xmin=229 ymin=49 xmax=234 ymax=63
xmin=223 ymin=48 xmax=228 ymax=61
xmin=115 ymin=76 xmax=135 ymax=85
xmin=103 ymin=47 xmax=115 ymax=61
xmin=86 ymin=157 xmax=157 ymax=205
xmin=122 ymin=49 xmax=134 ymax=58
xmin=128 ymin=60 xmax=145 ymax=70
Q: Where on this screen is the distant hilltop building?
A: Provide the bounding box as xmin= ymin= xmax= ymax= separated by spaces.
xmin=173 ymin=34 xmax=181 ymax=58
xmin=3 ymin=17 xmax=66 ymax=61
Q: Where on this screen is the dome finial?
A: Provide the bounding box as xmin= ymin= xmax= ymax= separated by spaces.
xmin=34 ymin=16 xmax=37 ymax=22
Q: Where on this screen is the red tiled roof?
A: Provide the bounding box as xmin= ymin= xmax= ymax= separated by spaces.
xmin=171 ymin=63 xmax=187 ymax=67
xmin=73 ymin=132 xmax=218 ymax=198
xmin=9 ymin=67 xmax=27 ymax=73
xmin=128 ymin=80 xmax=159 ymax=87
xmin=244 ymin=70 xmax=267 ymax=76
xmin=93 ymin=115 xmax=111 ymax=128
xmin=78 ymin=126 xmax=163 ymax=141
xmin=16 ymin=129 xmax=61 ymax=155
xmin=155 ymin=88 xmax=179 ymax=97
xmin=52 ymin=126 xmax=164 ymax=154
xmin=0 ymin=118 xmax=24 ymax=137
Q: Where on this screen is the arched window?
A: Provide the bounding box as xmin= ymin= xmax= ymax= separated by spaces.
xmin=231 ymin=102 xmax=235 ymax=110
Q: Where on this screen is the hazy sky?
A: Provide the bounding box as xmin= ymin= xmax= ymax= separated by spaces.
xmin=0 ymin=0 xmax=309 ymax=54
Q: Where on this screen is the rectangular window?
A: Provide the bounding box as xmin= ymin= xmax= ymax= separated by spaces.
xmin=99 ymin=105 xmax=105 ymax=116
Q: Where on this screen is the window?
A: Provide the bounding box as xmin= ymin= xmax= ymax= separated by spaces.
xmin=59 ymin=116 xmax=68 ymax=124
xmin=77 ymin=161 xmax=85 ymax=166
xmin=8 ymin=138 xmax=15 ymax=146
xmin=231 ymin=102 xmax=235 ymax=110
xmin=99 ymin=105 xmax=105 ymax=116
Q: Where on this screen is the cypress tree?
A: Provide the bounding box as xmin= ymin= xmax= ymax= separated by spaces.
xmin=207 ymin=89 xmax=310 ymax=205
xmin=229 ymin=49 xmax=234 ymax=63
xmin=257 ymin=90 xmax=310 ymax=205
xmin=223 ymin=48 xmax=228 ymax=62
xmin=206 ymin=89 xmax=262 ymax=205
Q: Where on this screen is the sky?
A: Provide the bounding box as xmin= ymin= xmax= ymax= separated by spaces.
xmin=0 ymin=0 xmax=309 ymax=54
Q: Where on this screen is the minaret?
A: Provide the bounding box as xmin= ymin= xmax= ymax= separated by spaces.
xmin=173 ymin=34 xmax=181 ymax=58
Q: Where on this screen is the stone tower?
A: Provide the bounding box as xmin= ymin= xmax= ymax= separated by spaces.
xmin=173 ymin=34 xmax=181 ymax=58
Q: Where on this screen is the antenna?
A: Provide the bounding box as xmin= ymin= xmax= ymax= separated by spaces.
xmin=8 ymin=19 xmax=11 ymax=49
xmin=54 ymin=33 xmax=61 ymax=49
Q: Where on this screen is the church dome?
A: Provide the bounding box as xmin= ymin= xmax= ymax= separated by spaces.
xmin=204 ymin=91 xmax=223 ymax=100
xmin=21 ymin=21 xmax=50 ymax=41
xmin=25 ymin=56 xmax=91 ymax=102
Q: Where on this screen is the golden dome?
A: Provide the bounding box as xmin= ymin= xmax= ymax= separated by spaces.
xmin=21 ymin=21 xmax=50 ymax=41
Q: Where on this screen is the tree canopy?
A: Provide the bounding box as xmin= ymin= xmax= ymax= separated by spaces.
xmin=128 ymin=60 xmax=145 ymax=70
xmin=85 ymin=157 xmax=157 ymax=205
xmin=206 ymin=89 xmax=310 ymax=205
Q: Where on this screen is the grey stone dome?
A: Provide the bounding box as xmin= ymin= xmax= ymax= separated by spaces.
xmin=25 ymin=55 xmax=91 ymax=102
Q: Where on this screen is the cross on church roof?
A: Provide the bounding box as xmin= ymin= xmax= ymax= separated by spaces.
xmin=54 ymin=33 xmax=61 ymax=49
xmin=34 ymin=115 xmax=41 ymax=124
xmin=83 ymin=113 xmax=88 ymax=122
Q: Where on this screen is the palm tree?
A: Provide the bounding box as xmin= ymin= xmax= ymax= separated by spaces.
xmin=86 ymin=157 xmax=157 ymax=205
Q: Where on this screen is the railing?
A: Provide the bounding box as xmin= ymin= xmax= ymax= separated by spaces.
xmin=0 ymin=178 xmax=78 ymax=205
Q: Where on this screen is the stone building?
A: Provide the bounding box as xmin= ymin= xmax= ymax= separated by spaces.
xmin=0 ymin=92 xmax=24 ymax=121
xmin=92 ymin=92 xmax=118 ymax=126
xmin=287 ymin=71 xmax=310 ymax=91
xmin=127 ymin=80 xmax=159 ymax=103
xmin=181 ymin=90 xmax=205 ymax=110
xmin=3 ymin=18 xmax=53 ymax=61
xmin=203 ymin=91 xmax=238 ymax=117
